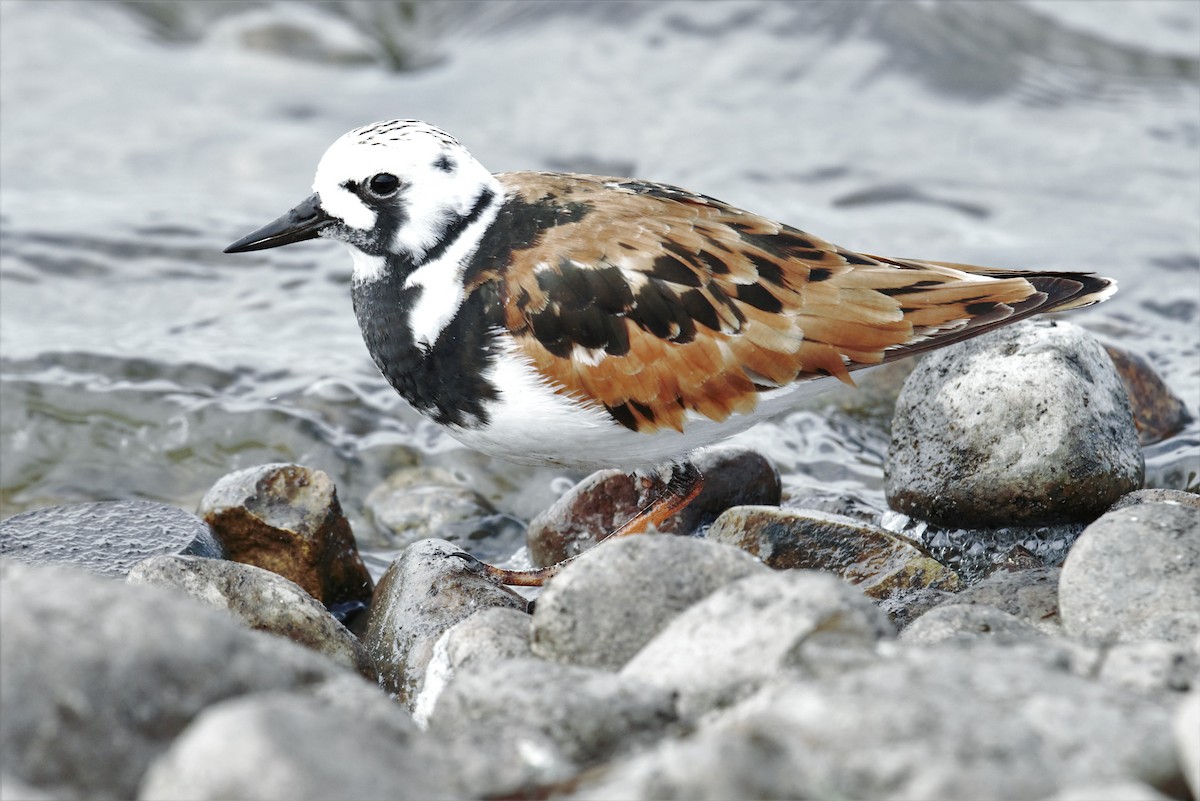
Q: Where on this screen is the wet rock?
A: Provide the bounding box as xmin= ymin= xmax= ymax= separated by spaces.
xmin=0 ymin=558 xmax=354 ymax=800
xmin=1041 ymin=781 xmax=1176 ymax=801
xmin=199 ymin=463 xmax=373 ymax=616
xmin=1104 ymin=343 xmax=1193 ymax=446
xmin=412 ymin=606 xmax=532 ymax=727
xmin=364 ymin=538 xmax=526 ymax=707
xmin=578 ymin=641 xmax=1182 ymax=801
xmin=621 ymin=570 xmax=894 ymax=720
xmin=952 ymin=567 xmax=1062 ymax=631
xmin=1110 ymin=488 xmax=1200 ymax=512
xmin=885 ymin=320 xmax=1144 ymax=527
xmin=706 ymin=505 xmax=961 ymax=598
xmin=127 ymin=554 xmax=375 ymax=680
xmin=1097 ymin=640 xmax=1196 ymax=695
xmin=1060 ymin=502 xmax=1200 ymax=645
xmin=530 ymin=534 xmax=767 ymax=670
xmin=1176 ymin=689 xmax=1200 ymax=799
xmin=0 ymin=500 xmax=221 ymax=578
xmin=429 ymin=658 xmax=677 ymax=772
xmin=527 ymin=446 xmax=780 ymax=567
xmin=137 ymin=692 xmax=456 ymax=801
xmin=899 ymin=603 xmax=1046 ymax=645
xmin=363 ymin=465 xmax=522 ymax=555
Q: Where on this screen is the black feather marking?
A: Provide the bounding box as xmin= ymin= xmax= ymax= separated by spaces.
xmin=650 ymin=254 xmax=704 ymax=287
xmin=735 ymin=283 xmax=784 ymax=313
xmin=680 ymin=288 xmax=721 ymax=330
xmin=606 ymin=402 xmax=640 ymax=431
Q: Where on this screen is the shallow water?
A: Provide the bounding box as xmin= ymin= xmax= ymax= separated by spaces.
xmin=2 ymin=1 xmax=1197 ymax=573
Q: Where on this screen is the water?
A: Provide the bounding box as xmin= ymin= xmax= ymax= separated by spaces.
xmin=2 ymin=1 xmax=1198 ymax=573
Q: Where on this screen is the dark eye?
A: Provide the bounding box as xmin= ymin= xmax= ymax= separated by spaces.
xmin=367 ymin=173 xmax=400 ymax=197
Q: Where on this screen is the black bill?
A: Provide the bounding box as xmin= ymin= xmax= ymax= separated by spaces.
xmin=224 ymin=193 xmax=333 ymax=253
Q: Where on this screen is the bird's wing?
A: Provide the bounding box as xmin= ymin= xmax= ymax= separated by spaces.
xmin=486 ymin=172 xmax=1107 ymax=433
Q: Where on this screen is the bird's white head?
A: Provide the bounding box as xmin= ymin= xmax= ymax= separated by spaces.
xmin=225 ymin=120 xmax=500 ymax=280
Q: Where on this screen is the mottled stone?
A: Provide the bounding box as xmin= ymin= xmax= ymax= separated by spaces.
xmin=1097 ymin=640 xmax=1196 ymax=694
xmin=706 ymin=505 xmax=961 ymax=598
xmin=127 ymin=554 xmax=375 ymax=679
xmin=199 ymin=463 xmax=373 ymax=616
xmin=0 ymin=500 xmax=221 ymax=578
xmin=899 ymin=603 xmax=1046 ymax=645
xmin=1104 ymin=343 xmax=1193 ymax=446
xmin=364 ymin=538 xmax=526 ymax=707
xmin=1109 ymin=488 xmax=1200 ymax=512
xmin=530 ymin=534 xmax=767 ymax=670
xmin=0 ymin=559 xmax=353 ymax=801
xmin=952 ymin=567 xmax=1062 ymax=630
xmin=886 ymin=320 xmax=1144 ymax=527
xmin=1175 ymin=689 xmax=1200 ymax=799
xmin=622 ymin=570 xmax=894 ymax=719
xmin=137 ymin=693 xmax=456 ymax=801
xmin=1060 ymin=502 xmax=1200 ymax=645
xmin=527 ymin=446 xmax=780 ymax=567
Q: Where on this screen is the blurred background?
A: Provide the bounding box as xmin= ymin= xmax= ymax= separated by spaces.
xmin=2 ymin=0 xmax=1197 ymax=572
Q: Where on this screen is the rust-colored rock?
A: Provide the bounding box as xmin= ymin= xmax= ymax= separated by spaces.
xmin=199 ymin=464 xmax=373 ymax=615
xmin=1104 ymin=344 xmax=1193 ymax=446
xmin=528 ymin=446 xmax=781 ymax=568
xmin=706 ymin=505 xmax=960 ymax=598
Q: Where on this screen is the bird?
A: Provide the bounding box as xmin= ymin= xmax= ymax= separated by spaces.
xmin=225 ymin=119 xmax=1116 ymax=585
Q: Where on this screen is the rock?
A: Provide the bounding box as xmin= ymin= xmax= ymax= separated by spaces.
xmin=363 ymin=466 xmax=523 ymax=556
xmin=706 ymin=505 xmax=961 ymax=598
xmin=127 ymin=554 xmax=375 ymax=680
xmin=0 ymin=500 xmax=221 ymax=577
xmin=578 ymin=641 xmax=1182 ymax=801
xmin=0 ymin=774 xmax=55 ymax=801
xmin=899 ymin=603 xmax=1046 ymax=645
xmin=951 ymin=567 xmax=1062 ymax=630
xmin=527 ymin=446 xmax=780 ymax=567
xmin=429 ymin=657 xmax=677 ymax=770
xmin=1098 ymin=641 xmax=1196 ymax=694
xmin=530 ymin=534 xmax=767 ymax=670
xmin=199 ymin=463 xmax=373 ymax=617
xmin=411 ymin=606 xmax=532 ymax=727
xmin=1110 ymin=488 xmax=1200 ymax=512
xmin=621 ymin=570 xmax=894 ymax=719
xmin=1041 ymin=781 xmax=1177 ymax=801
xmin=1103 ymin=344 xmax=1193 ymax=446
xmin=885 ymin=320 xmax=1144 ymax=527
xmin=137 ymin=693 xmax=456 ymax=801
xmin=363 ymin=538 xmax=527 ymax=707
xmin=1176 ymin=690 xmax=1200 ymax=799
xmin=1059 ymin=502 xmax=1200 ymax=645
xmin=0 ymin=558 xmax=356 ymax=801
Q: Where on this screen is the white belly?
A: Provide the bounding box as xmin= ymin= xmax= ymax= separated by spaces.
xmin=446 ymin=339 xmax=840 ymax=470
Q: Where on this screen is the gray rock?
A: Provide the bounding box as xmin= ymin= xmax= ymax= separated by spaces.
xmin=0 ymin=559 xmax=356 ymax=801
xmin=527 ymin=446 xmax=780 ymax=567
xmin=439 ymin=726 xmax=574 ymax=801
xmin=412 ymin=606 xmax=532 ymax=726
xmin=578 ymin=641 xmax=1182 ymax=801
xmin=951 ymin=567 xmax=1061 ymax=630
xmin=1060 ymin=502 xmax=1200 ymax=645
xmin=899 ymin=603 xmax=1046 ymax=645
xmin=429 ymin=658 xmax=676 ymax=769
xmin=1176 ymin=689 xmax=1200 ymax=799
xmin=0 ymin=774 xmax=55 ymax=801
xmin=137 ymin=693 xmax=456 ymax=801
xmin=127 ymin=555 xmax=375 ymax=679
xmin=621 ymin=570 xmax=894 ymax=719
xmin=1041 ymin=781 xmax=1176 ymax=801
xmin=0 ymin=500 xmax=221 ymax=577
xmin=364 ymin=538 xmax=527 ymax=707
xmin=885 ymin=320 xmax=1143 ymax=527
xmin=363 ymin=465 xmax=520 ymax=554
xmin=530 ymin=534 xmax=767 ymax=670
xmin=1098 ymin=641 xmax=1196 ymax=694
xmin=706 ymin=505 xmax=961 ymax=597
xmin=1110 ymin=488 xmax=1200 ymax=512
xmin=199 ymin=463 xmax=373 ymax=615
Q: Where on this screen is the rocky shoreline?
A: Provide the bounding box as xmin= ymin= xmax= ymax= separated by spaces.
xmin=1 ymin=320 xmax=1197 ymax=800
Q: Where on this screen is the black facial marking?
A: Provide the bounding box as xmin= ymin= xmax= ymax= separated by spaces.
xmin=735 ymin=282 xmax=784 ymax=313
xmin=433 ymin=154 xmax=455 ymax=173
xmin=417 ymin=187 xmax=495 ymax=266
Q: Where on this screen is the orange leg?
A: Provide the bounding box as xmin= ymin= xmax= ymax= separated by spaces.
xmin=456 ymin=461 xmax=705 ymax=587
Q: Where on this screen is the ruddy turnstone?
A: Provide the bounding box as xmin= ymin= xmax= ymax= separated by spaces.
xmin=226 ymin=119 xmax=1116 ymax=585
